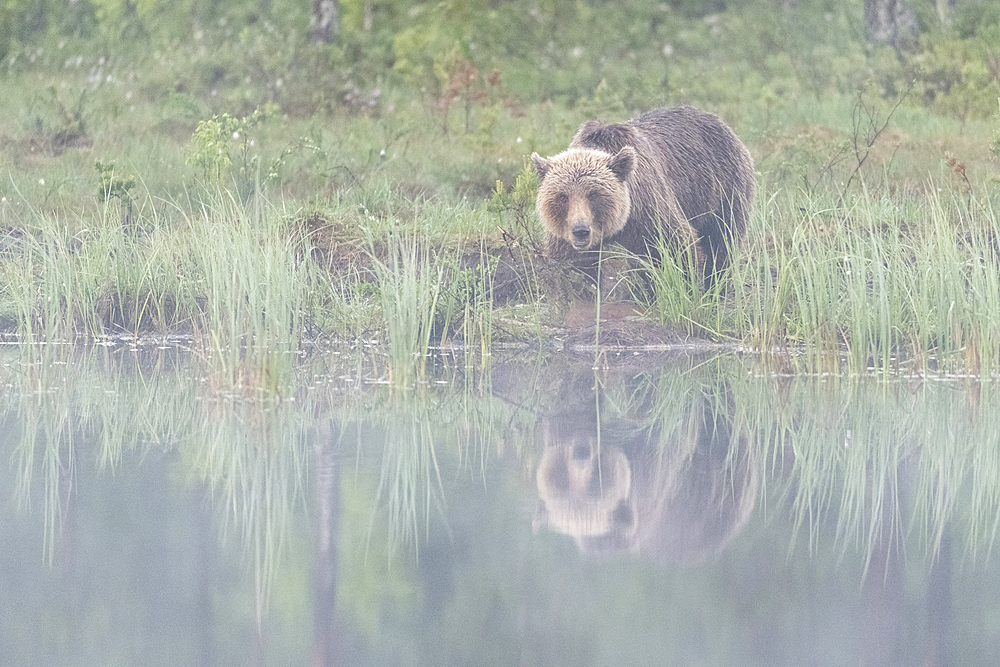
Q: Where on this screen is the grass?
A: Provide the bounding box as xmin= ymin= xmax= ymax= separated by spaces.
xmin=7 ymin=159 xmax=1000 ymax=378
xmin=634 ymin=181 xmax=1000 ymax=375
xmin=3 ymin=20 xmax=1000 ymax=381
xmin=370 ymin=231 xmax=495 ymax=386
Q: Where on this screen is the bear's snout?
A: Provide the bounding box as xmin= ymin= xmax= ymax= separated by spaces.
xmin=571 ymin=223 xmax=591 ymax=246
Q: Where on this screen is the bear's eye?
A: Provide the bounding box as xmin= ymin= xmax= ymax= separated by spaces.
xmin=555 ymin=193 xmax=568 ymax=205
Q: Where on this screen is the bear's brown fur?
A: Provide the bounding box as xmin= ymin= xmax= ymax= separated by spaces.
xmin=531 ymin=106 xmax=755 ymax=282
xmin=530 ymin=377 xmax=756 ymax=563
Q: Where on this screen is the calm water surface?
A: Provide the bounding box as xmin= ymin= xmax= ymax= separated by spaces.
xmin=2 ymin=340 xmax=1000 ymax=666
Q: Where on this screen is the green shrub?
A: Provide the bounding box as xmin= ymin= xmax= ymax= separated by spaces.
xmin=186 ymin=104 xmax=279 ymax=199
xmin=909 ymin=27 xmax=1000 ymax=122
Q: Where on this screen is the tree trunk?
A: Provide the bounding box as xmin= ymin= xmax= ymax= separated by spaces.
xmin=311 ymin=0 xmax=340 ymax=43
xmin=864 ymin=0 xmax=917 ymax=49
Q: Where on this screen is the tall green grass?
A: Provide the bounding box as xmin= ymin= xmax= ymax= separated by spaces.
xmin=370 ymin=230 xmax=495 ymax=387
xmin=2 ymin=195 xmax=176 ymax=341
xmin=2 ymin=185 xmax=329 ymax=393
xmin=7 ymin=164 xmax=1000 ymax=380
xmin=2 ymin=177 xmax=503 ymax=388
xmin=371 ymin=234 xmax=445 ymax=387
xmin=179 ymin=190 xmax=311 ymax=397
xmin=640 ymin=182 xmax=1000 ymax=375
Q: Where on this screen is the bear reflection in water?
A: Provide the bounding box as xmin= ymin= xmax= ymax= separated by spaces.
xmin=532 ymin=389 xmax=757 ymax=564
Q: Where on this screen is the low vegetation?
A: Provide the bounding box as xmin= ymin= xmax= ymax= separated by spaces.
xmin=2 ymin=0 xmax=1000 ymax=378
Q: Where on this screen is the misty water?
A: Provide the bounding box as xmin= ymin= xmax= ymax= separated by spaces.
xmin=3 ymin=339 xmax=1000 ymax=666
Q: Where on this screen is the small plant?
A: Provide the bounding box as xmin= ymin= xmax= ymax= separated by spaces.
xmin=487 ymin=163 xmax=541 ymax=254
xmin=839 ymin=80 xmax=913 ymax=200
xmin=95 ymin=160 xmax=137 ymax=226
xmin=434 ymin=43 xmax=479 ymax=135
xmin=575 ymin=79 xmax=628 ymax=124
xmin=944 ymin=151 xmax=973 ymax=206
xmin=31 ymin=86 xmax=90 ymax=154
xmin=186 ymin=104 xmax=280 ymax=199
xmin=432 ymin=43 xmax=515 ymax=139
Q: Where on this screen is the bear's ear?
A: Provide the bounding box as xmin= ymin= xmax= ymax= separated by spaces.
xmin=531 ymin=153 xmax=550 ymax=180
xmin=612 ymin=500 xmax=635 ymax=528
xmin=607 ymin=146 xmax=636 ymax=182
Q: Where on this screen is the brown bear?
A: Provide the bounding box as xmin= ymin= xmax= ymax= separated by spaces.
xmin=531 ymin=381 xmax=757 ymax=563
xmin=531 ymin=106 xmax=755 ymax=283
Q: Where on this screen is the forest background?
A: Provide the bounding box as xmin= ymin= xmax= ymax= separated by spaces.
xmin=2 ymin=0 xmax=1000 ymax=372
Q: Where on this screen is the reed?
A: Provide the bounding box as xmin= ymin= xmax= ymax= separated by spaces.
xmin=179 ymin=189 xmax=310 ymax=397
xmin=643 ymin=182 xmax=1000 ymax=375
xmin=369 ymin=232 xmax=495 ymax=387
xmin=632 ymin=241 xmax=716 ymax=338
xmin=370 ymin=234 xmax=444 ymax=386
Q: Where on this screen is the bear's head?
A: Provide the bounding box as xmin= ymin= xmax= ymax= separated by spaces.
xmin=531 ymin=147 xmax=636 ymax=251
xmin=533 ymin=429 xmax=635 ymax=540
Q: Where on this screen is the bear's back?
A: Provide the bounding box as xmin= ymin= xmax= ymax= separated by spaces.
xmin=570 ymin=118 xmax=639 ymax=156
xmin=633 ymin=106 xmax=755 ymax=197
xmin=570 ymin=105 xmax=753 ymax=239
xmin=570 ymin=105 xmax=750 ymax=184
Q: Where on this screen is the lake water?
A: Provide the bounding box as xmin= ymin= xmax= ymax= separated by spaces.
xmin=3 ymin=339 xmax=1000 ymax=666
